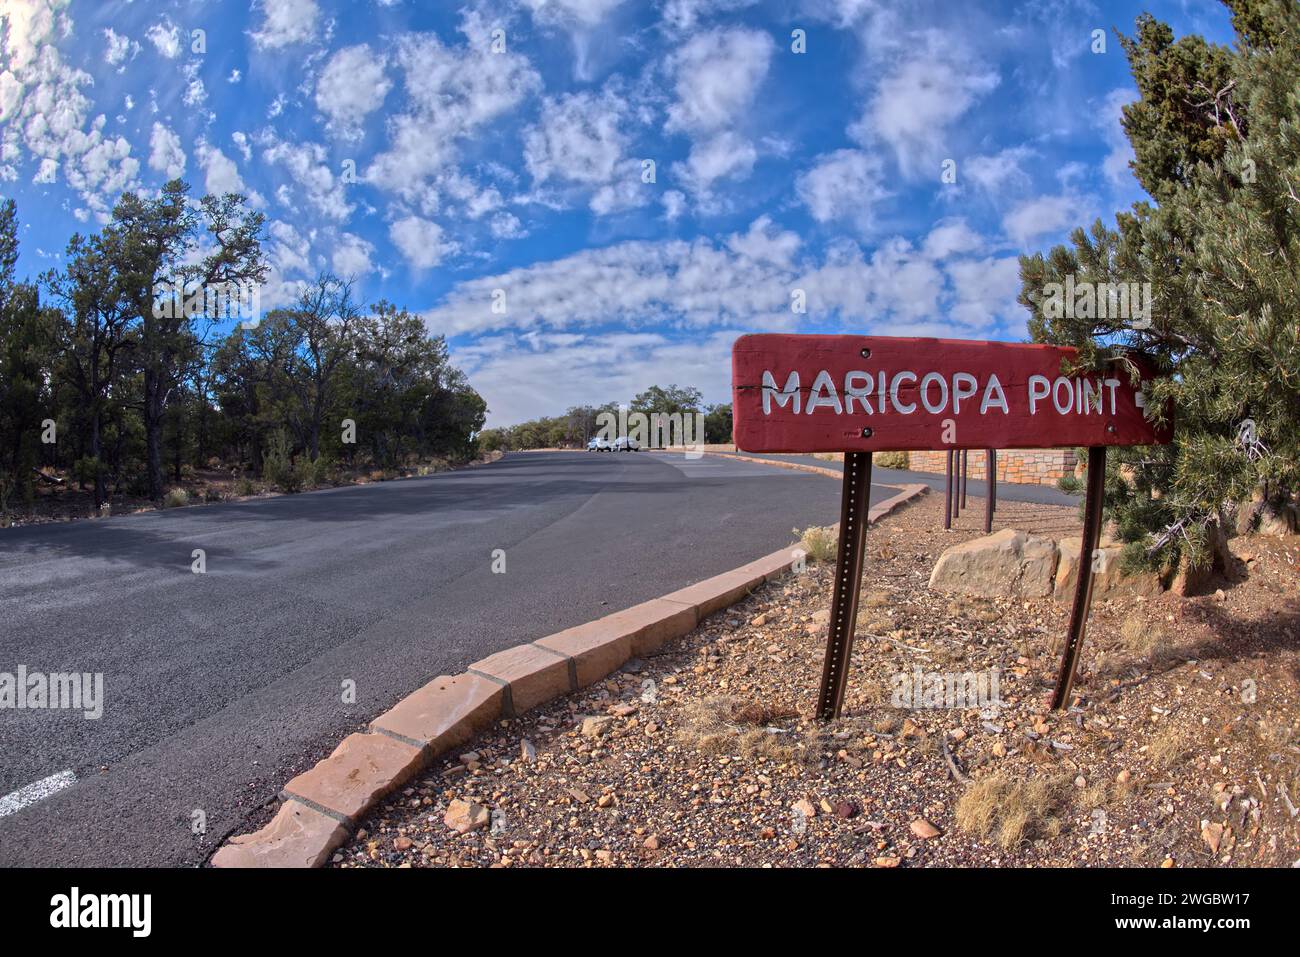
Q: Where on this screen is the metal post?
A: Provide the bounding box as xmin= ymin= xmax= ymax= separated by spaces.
xmin=984 ymin=449 xmax=994 ymax=534
xmin=944 ymin=450 xmax=953 ymax=529
xmin=1049 ymin=446 xmax=1106 ymax=710
xmin=961 ymin=449 xmax=968 ymax=508
xmin=990 ymin=449 xmax=997 ymax=513
xmin=951 ymin=451 xmax=961 ymax=521
xmin=816 ymin=451 xmax=872 ymax=721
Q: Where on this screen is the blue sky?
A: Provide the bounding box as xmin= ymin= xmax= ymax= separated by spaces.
xmin=0 ymin=0 xmax=1236 ymax=425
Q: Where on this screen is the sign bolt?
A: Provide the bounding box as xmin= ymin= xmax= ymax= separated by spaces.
xmin=861 ymin=427 xmax=873 ymax=438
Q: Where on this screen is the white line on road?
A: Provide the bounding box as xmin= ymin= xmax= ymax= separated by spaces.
xmin=0 ymin=770 xmax=76 ymax=819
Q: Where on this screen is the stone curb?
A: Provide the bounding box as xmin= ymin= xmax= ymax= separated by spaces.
xmin=211 ymin=483 xmax=927 ymax=867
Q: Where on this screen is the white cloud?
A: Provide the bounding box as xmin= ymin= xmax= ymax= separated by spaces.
xmin=1002 ymin=192 xmax=1092 ymax=248
xmin=457 ymin=329 xmax=738 ymax=427
xmin=182 ymin=62 xmax=206 ymax=107
xmin=250 ymin=0 xmax=320 ymax=50
xmin=148 ymin=122 xmax=186 ymax=179
xmin=921 ymin=218 xmax=985 ymax=260
xmin=853 ymin=40 xmax=999 ymax=174
xmin=331 ymin=232 xmax=375 ymax=276
xmin=964 ymin=145 xmax=1035 ymax=195
xmin=660 ymin=0 xmax=759 ymax=33
xmin=672 ymin=130 xmax=757 ymax=199
xmin=103 ymin=28 xmax=138 ymax=67
xmin=421 ymin=214 xmax=1013 ymax=352
xmin=195 ymin=140 xmax=259 ymax=201
xmin=368 ymin=19 xmax=540 ymax=205
xmin=390 ymin=215 xmax=453 ymax=269
xmin=261 ymin=137 xmax=352 ymax=221
xmin=0 ymin=1 xmax=140 ymax=219
xmin=145 ymin=19 xmax=181 ymax=59
xmin=524 ymin=89 xmax=652 ymax=214
xmin=525 ymin=90 xmax=626 ymax=187
xmin=665 ymin=27 xmax=773 ymax=135
xmin=1098 ymin=87 xmax=1136 ymax=188
xmin=521 ymin=0 xmax=626 ymax=26
xmin=796 ymin=149 xmax=889 ymax=231
xmin=315 ymin=44 xmax=391 ymax=139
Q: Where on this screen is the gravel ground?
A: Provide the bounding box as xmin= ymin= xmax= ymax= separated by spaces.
xmin=331 ymin=493 xmax=1300 ymax=868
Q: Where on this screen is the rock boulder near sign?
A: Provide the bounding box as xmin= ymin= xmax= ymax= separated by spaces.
xmin=927 ymin=528 xmax=1059 ymax=598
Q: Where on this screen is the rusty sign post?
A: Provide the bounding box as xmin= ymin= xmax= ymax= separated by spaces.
xmin=731 ymin=334 xmax=1171 ymax=720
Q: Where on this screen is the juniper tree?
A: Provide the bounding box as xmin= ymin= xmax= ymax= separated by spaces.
xmin=1017 ymin=0 xmax=1299 ymax=572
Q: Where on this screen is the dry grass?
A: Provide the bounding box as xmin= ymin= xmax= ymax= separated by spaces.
xmin=1119 ymin=617 xmax=1165 ymax=657
xmin=795 ymin=524 xmax=838 ymax=563
xmin=955 ymin=772 xmax=1072 ymax=850
xmin=1145 ymin=723 xmax=1189 ymax=769
xmin=676 ymin=696 xmax=800 ymax=761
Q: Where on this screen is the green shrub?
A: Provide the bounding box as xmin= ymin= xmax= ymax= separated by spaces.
xmin=264 ymin=431 xmax=302 ymax=493
xmin=874 ymin=451 xmax=909 ymax=470
xmin=234 ymin=476 xmax=256 ymax=496
xmin=163 ymin=488 xmax=188 ymax=508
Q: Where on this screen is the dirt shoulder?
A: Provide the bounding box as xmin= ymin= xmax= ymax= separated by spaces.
xmin=332 ymin=494 xmax=1299 ymax=868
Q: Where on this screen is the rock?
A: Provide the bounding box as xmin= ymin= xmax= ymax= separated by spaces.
xmin=1055 ymin=539 xmax=1162 ymax=600
xmin=1202 ymin=821 xmax=1225 ymax=854
xmin=1115 ymin=769 xmax=1131 ymax=784
xmin=928 ymin=529 xmax=1059 ymax=599
xmin=458 ymin=751 xmax=480 ymax=765
xmin=834 ymin=801 xmax=858 ymax=819
xmin=520 ymin=738 xmax=537 ymax=763
xmin=580 ymin=716 xmax=613 ymax=738
xmin=874 ymin=856 xmax=901 ymax=868
xmin=595 ymin=850 xmax=613 ymax=863
xmin=752 ymin=613 xmax=768 ymax=627
xmin=909 ymin=819 xmax=941 ymax=839
xmin=393 ymin=836 xmax=412 ymax=851
xmin=792 ymin=798 xmax=817 ymax=818
xmin=643 ymin=834 xmax=660 ymax=850
xmin=444 ymin=799 xmax=489 ymax=834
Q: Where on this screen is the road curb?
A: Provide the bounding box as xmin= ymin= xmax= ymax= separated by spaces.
xmin=210 ymin=482 xmax=927 ymax=867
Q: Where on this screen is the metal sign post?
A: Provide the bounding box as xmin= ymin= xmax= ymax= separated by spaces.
xmin=731 ymin=334 xmax=1170 ymax=719
xmin=1049 ymin=446 xmax=1106 ymax=709
xmin=815 ymin=451 xmax=872 ymax=720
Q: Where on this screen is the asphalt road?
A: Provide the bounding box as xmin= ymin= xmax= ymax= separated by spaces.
xmin=0 ymin=450 xmax=900 ymax=867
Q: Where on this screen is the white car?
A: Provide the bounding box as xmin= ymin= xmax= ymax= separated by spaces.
xmin=612 ymin=436 xmax=640 ymax=451
xmin=586 ymin=436 xmax=612 ymax=451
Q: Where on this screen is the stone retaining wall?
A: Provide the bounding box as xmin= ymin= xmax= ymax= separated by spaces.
xmin=906 ymin=449 xmax=1076 ymax=487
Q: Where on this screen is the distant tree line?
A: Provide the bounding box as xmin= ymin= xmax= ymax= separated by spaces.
xmin=479 ymin=384 xmax=733 ymax=451
xmin=0 ymin=180 xmax=485 ymax=516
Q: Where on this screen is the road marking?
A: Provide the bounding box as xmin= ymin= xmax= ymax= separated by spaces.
xmin=0 ymin=770 xmax=76 ymax=819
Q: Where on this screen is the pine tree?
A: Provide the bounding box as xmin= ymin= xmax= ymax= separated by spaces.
xmin=1018 ymin=0 xmax=1299 ymax=574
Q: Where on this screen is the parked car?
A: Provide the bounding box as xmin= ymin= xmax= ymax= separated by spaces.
xmin=612 ymin=436 xmax=640 ymax=451
xmin=586 ymin=436 xmax=611 ymax=451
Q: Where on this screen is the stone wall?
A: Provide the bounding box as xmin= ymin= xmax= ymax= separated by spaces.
xmin=906 ymin=449 xmax=1077 ymax=487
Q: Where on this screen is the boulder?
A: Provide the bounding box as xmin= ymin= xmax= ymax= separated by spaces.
xmin=1054 ymin=539 xmax=1162 ymax=600
xmin=928 ymin=529 xmax=1059 ymax=598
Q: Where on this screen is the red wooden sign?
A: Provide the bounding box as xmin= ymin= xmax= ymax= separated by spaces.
xmin=732 ymin=334 xmax=1172 ymax=453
